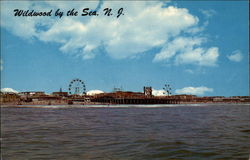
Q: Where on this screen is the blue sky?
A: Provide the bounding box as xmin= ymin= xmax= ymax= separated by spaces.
xmin=0 ymin=1 xmax=249 ymax=96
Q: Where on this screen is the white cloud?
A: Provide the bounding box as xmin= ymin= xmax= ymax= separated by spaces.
xmin=1 ymin=88 xmax=18 ymax=93
xmin=200 ymin=9 xmax=216 ymax=19
xmin=186 ymin=18 xmax=209 ymax=34
xmin=185 ymin=69 xmax=194 ymax=74
xmin=87 ymin=90 xmax=104 ymax=96
xmin=175 ymin=86 xmax=213 ymax=95
xmin=154 ymin=36 xmax=204 ymax=61
xmin=152 ymin=89 xmax=166 ymax=96
xmin=175 ymin=46 xmax=219 ymax=66
xmin=1 ymin=1 xmax=218 ymax=66
xmin=38 ymin=3 xmax=199 ymax=60
xmin=154 ymin=37 xmax=219 ymax=66
xmin=227 ymin=50 xmax=243 ymax=62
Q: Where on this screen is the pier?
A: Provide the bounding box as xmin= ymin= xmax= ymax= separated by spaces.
xmin=91 ymin=97 xmax=180 ymax=104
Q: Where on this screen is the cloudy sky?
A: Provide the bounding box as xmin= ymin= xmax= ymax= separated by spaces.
xmin=1 ymin=1 xmax=249 ymax=96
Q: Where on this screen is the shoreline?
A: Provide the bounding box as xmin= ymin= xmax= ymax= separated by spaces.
xmin=1 ymin=102 xmax=249 ymax=108
xmin=1 ymin=100 xmax=250 ymax=106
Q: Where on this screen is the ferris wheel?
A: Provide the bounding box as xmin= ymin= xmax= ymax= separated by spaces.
xmin=68 ymin=78 xmax=86 ymax=95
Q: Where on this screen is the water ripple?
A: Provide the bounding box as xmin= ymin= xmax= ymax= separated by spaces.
xmin=2 ymin=104 xmax=250 ymax=159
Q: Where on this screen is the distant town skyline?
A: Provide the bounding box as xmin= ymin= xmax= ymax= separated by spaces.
xmin=1 ymin=1 xmax=249 ymax=97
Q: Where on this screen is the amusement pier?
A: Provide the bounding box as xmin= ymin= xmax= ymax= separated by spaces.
xmin=1 ymin=79 xmax=250 ymax=105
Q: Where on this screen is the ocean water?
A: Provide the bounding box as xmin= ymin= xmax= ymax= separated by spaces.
xmin=1 ymin=104 xmax=250 ymax=160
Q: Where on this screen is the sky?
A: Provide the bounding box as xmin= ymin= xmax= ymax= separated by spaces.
xmin=0 ymin=0 xmax=249 ymax=97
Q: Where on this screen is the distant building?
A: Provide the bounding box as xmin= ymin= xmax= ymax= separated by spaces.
xmin=144 ymin=86 xmax=152 ymax=97
xmin=33 ymin=92 xmax=46 ymax=96
xmin=18 ymin=91 xmax=45 ymax=97
xmin=52 ymin=88 xmax=68 ymax=97
xmin=52 ymin=92 xmax=68 ymax=97
xmin=94 ymin=91 xmax=144 ymax=99
xmin=0 ymin=92 xmax=20 ymax=103
xmin=174 ymin=94 xmax=196 ymax=99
